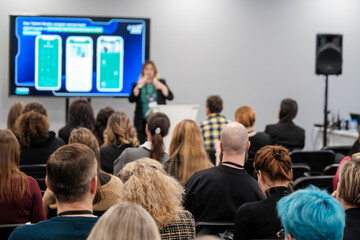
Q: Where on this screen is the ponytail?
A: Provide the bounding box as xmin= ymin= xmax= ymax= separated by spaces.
xmin=150 ymin=134 xmax=165 ymax=162
xmin=147 ymin=112 xmax=170 ymax=163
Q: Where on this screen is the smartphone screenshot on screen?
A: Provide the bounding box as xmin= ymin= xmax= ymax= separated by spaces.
xmin=96 ymin=36 xmax=124 ymax=92
xmin=66 ymin=36 xmax=93 ymax=92
xmin=35 ymin=35 xmax=62 ymax=90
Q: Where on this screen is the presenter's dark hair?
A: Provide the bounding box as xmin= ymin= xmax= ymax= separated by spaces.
xmin=147 ymin=112 xmax=170 ymax=162
xmin=46 ymin=143 xmax=97 ymax=203
xmin=93 ymin=106 xmax=114 ymax=146
xmin=206 ymin=95 xmax=223 ymax=114
xmin=279 ymin=98 xmax=298 ymax=122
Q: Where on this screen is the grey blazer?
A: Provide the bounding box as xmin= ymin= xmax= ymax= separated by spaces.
xmin=113 ymin=146 xmax=168 ymax=176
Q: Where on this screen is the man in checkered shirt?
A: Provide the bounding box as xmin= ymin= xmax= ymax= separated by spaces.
xmin=200 ymin=95 xmax=231 ymax=150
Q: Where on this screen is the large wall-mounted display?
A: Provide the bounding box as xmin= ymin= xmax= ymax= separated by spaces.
xmin=9 ymin=14 xmax=150 ymax=97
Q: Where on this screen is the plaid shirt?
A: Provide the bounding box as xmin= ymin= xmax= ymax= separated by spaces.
xmin=159 ymin=210 xmax=195 ymax=240
xmin=200 ymin=113 xmax=231 ymax=150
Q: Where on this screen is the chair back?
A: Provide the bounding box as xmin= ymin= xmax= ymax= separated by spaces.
xmin=19 ymin=164 xmax=47 ymax=194
xmin=290 ymin=150 xmax=335 ymax=173
xmin=292 ymin=164 xmax=311 ymax=180
xmin=195 ymin=221 xmax=234 ymax=237
xmin=322 ymin=164 xmax=339 ymax=175
xmin=322 ymin=145 xmax=352 ymax=156
xmin=294 ymin=176 xmax=334 ymax=194
xmin=0 ymin=223 xmax=25 ymax=239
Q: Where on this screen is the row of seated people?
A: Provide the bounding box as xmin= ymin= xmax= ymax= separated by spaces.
xmin=7 ymin=95 xmax=307 ymax=171
xmin=1 ymin=117 xmax=360 ymax=240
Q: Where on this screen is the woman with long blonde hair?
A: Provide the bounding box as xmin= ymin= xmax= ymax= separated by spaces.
xmin=120 ymin=158 xmax=195 ymax=239
xmin=87 ymin=201 xmax=161 ymax=240
xmin=167 ymin=119 xmax=213 ymax=185
xmin=0 ymin=129 xmax=46 ymax=224
xmin=100 ymin=112 xmax=139 ymax=174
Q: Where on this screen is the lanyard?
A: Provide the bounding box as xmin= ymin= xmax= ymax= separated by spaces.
xmin=58 ymin=210 xmax=93 ymax=216
xmin=221 ymin=161 xmax=244 ymax=169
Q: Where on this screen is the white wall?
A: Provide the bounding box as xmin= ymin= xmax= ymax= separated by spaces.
xmin=1 ymin=0 xmax=359 ymax=149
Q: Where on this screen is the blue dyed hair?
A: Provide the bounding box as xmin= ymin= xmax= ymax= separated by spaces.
xmin=277 ymin=186 xmax=345 ymax=240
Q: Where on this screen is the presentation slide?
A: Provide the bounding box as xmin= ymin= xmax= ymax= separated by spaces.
xmin=9 ymin=15 xmax=150 ymax=97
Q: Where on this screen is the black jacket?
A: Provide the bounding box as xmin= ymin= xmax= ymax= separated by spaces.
xmin=128 ymin=79 xmax=173 ymax=133
xmin=265 ymin=121 xmax=305 ymax=150
xmin=20 ymin=131 xmax=65 ymax=165
xmin=234 ymin=187 xmax=291 ymax=240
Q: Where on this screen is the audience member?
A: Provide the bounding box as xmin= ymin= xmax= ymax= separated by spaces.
xmin=120 ymin=158 xmax=196 ymax=240
xmin=200 ymin=95 xmax=230 ymax=150
xmin=9 ymin=143 xmax=99 ymax=240
xmin=277 ymin=186 xmax=345 ymax=240
xmin=265 ymin=98 xmax=305 ymax=150
xmin=100 ymin=112 xmax=139 ymax=174
xmin=129 ymin=60 xmax=174 ymax=144
xmin=87 ymin=201 xmax=161 ymax=240
xmin=235 ymin=106 xmax=272 ymax=160
xmin=166 ymin=119 xmax=213 ymax=185
xmin=333 ymin=152 xmax=360 ymax=190
xmin=184 ymin=122 xmax=265 ymax=222
xmin=234 ymin=145 xmax=292 ymax=240
xmin=348 ymin=125 xmax=360 ymax=156
xmin=43 ymin=128 xmax=123 ymax=217
xmin=7 ymin=101 xmax=25 ymax=134
xmin=58 ymin=99 xmax=95 ymax=143
xmin=93 ymin=106 xmax=114 ymax=146
xmin=0 ymin=129 xmax=46 ymax=224
xmin=113 ymin=112 xmax=170 ymax=175
xmin=17 ymin=102 xmax=65 ymax=165
xmin=336 ymin=160 xmax=360 ymax=240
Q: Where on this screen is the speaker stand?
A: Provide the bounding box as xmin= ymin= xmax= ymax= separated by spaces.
xmin=323 ymin=75 xmax=329 ymax=148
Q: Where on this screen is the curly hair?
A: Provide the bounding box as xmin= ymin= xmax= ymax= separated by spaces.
xmin=120 ymin=158 xmax=184 ymax=228
xmin=17 ymin=111 xmax=49 ymax=147
xmin=103 ymin=112 xmax=139 ymax=148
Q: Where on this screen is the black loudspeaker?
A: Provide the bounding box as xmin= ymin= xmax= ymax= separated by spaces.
xmin=316 ymin=34 xmax=343 ymax=75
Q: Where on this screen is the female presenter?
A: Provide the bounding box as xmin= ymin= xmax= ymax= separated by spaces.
xmin=129 ymin=60 xmax=173 ymax=143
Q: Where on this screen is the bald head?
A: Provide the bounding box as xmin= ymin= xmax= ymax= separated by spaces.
xmin=221 ymin=122 xmax=249 ymax=155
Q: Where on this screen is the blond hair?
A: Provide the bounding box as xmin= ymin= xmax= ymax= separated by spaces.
xmin=168 ymin=119 xmax=213 ymax=185
xmin=103 ymin=112 xmax=139 ymax=148
xmin=7 ymin=102 xmax=25 ymax=134
xmin=235 ymin=106 xmax=256 ymax=128
xmin=120 ymin=158 xmax=184 ymax=228
xmin=338 ymin=153 xmax=360 ymax=207
xmin=87 ymin=201 xmax=161 ymax=240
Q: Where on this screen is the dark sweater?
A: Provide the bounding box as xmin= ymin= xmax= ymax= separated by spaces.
xmin=234 ymin=186 xmax=291 ymax=240
xmin=100 ymin=143 xmax=132 ymax=174
xmin=184 ymin=165 xmax=265 ymax=222
xmin=343 ymin=208 xmax=360 ymax=240
xmin=265 ymin=121 xmax=305 ymax=150
xmin=20 ymin=131 xmax=65 ymax=165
